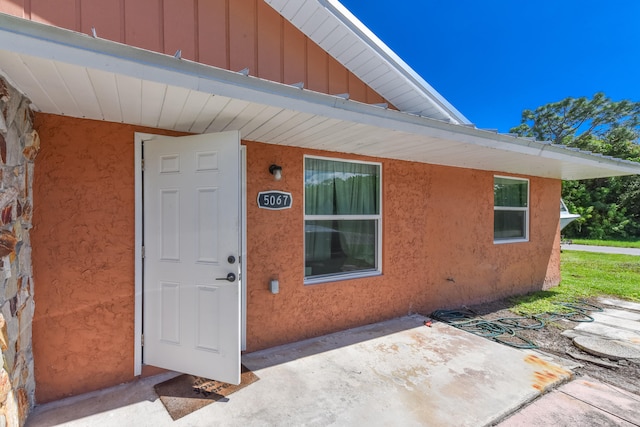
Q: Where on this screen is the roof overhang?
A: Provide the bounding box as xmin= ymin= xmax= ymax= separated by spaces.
xmin=1 ymin=13 xmax=639 ymax=180
xmin=264 ymin=0 xmax=471 ymax=125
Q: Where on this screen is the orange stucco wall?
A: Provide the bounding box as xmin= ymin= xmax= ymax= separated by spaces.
xmin=244 ymin=142 xmax=561 ymax=351
xmin=32 ymin=114 xmax=560 ymax=402
xmin=0 ymin=0 xmax=388 ymax=107
xmin=30 ymin=115 xmax=187 ymax=402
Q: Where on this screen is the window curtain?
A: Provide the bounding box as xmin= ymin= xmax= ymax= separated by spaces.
xmin=305 ymin=158 xmax=379 ymax=270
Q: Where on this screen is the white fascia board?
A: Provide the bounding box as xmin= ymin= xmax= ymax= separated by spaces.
xmin=1 ymin=13 xmax=639 ymax=179
xmin=316 ymin=0 xmax=471 ymax=125
xmin=0 ymin=14 xmax=460 ymax=131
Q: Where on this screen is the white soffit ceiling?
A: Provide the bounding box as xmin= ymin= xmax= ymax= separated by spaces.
xmin=0 ymin=13 xmax=639 ymax=181
xmin=264 ymin=0 xmax=471 ymax=125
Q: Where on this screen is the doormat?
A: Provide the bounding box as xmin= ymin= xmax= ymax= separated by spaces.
xmin=154 ymin=365 xmax=259 ymax=421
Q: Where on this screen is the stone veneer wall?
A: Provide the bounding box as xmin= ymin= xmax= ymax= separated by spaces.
xmin=0 ymin=77 xmax=37 ymax=426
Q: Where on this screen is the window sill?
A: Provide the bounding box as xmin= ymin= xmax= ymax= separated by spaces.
xmin=494 ymin=238 xmax=529 ymax=245
xmin=304 ymin=270 xmax=381 ymax=285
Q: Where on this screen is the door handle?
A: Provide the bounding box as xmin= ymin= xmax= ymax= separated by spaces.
xmin=216 ymin=273 xmax=236 ymax=282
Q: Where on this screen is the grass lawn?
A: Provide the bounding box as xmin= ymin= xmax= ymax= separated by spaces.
xmin=510 ymin=250 xmax=640 ymax=315
xmin=570 ymin=238 xmax=640 ymax=249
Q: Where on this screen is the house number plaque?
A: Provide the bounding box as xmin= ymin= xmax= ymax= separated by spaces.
xmin=257 ymin=191 xmax=293 ymax=210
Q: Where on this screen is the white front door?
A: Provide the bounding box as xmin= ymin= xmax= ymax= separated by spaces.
xmin=143 ymin=131 xmax=241 ymax=385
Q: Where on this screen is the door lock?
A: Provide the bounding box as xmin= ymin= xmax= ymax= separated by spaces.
xmin=227 ymin=255 xmax=236 ymax=264
xmin=216 ymin=273 xmax=236 ymax=282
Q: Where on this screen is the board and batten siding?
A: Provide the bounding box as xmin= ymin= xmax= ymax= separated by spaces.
xmin=0 ymin=0 xmax=389 ymax=106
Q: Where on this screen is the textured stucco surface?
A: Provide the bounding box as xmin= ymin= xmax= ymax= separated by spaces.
xmin=30 ymin=115 xmax=187 ymax=403
xmin=31 ymin=116 xmax=561 ymax=402
xmin=244 ymin=141 xmax=561 ymax=352
xmin=32 ymin=115 xmax=137 ymax=403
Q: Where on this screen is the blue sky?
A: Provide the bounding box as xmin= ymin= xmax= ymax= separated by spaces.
xmin=339 ymin=0 xmax=640 ymax=133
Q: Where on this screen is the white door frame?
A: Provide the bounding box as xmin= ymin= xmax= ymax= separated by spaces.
xmin=133 ymin=132 xmax=247 ymax=376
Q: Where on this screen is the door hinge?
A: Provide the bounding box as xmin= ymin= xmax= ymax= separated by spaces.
xmin=141 ymin=158 xmax=145 ymax=171
xmin=142 ymin=246 xmax=145 ymax=259
xmin=141 ymin=334 xmax=144 ymax=346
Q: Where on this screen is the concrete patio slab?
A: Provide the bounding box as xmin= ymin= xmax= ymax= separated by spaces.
xmin=498 ymin=377 xmax=640 ymax=426
xmin=26 ymin=315 xmax=572 ymax=427
xmin=522 ymin=349 xmax=584 ymax=371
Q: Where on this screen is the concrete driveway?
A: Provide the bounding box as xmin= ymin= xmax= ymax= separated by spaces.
xmin=561 ymin=244 xmax=640 ymax=256
xmin=27 ymin=315 xmax=572 ymax=427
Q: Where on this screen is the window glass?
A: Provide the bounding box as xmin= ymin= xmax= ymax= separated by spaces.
xmin=494 ymin=176 xmax=529 ymax=242
xmin=304 ymin=157 xmax=381 ymax=280
xmin=494 ymin=177 xmax=528 ymax=207
xmin=494 ymin=211 xmax=526 ymax=239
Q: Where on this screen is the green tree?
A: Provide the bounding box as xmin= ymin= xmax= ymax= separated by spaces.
xmin=511 ymin=93 xmax=640 ymax=239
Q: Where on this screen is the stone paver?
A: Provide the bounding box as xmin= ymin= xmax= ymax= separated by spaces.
xmin=600 ymin=298 xmax=640 ymax=313
xmin=564 ymin=322 xmax=640 ymax=345
xmin=562 ymin=302 xmax=640 ymax=361
xmin=600 ymin=308 xmax=640 ymax=322
xmin=573 ymin=336 xmax=640 ymax=361
xmin=510 ymin=296 xmax=640 ymax=426
xmin=590 ymin=312 xmax=640 ymax=333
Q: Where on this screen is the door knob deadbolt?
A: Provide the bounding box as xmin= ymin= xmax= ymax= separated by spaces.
xmin=227 ymin=255 xmax=236 ymax=264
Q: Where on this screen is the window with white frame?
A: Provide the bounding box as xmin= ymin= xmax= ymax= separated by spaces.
xmin=494 ymin=176 xmax=529 ymax=242
xmin=304 ymin=156 xmax=381 ymax=282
